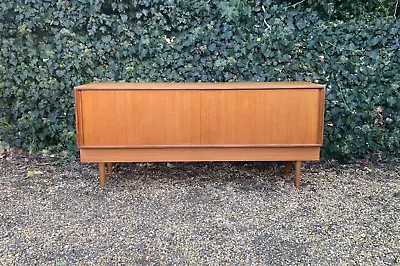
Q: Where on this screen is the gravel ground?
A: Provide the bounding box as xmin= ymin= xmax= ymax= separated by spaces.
xmin=0 ymin=155 xmax=399 ymax=265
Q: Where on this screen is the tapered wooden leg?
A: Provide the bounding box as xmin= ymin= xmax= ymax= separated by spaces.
xmin=99 ymin=162 xmax=105 ymax=188
xmin=284 ymin=161 xmax=292 ymax=175
xmin=107 ymin=162 xmax=113 ymax=177
xmin=295 ymin=161 xmax=301 ymax=188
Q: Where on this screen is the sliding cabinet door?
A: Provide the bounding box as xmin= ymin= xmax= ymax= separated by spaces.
xmin=80 ymin=90 xmax=201 ymax=146
xmin=200 ymin=89 xmax=321 ymax=145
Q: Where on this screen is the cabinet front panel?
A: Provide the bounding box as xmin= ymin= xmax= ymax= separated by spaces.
xmin=201 ymin=90 xmax=321 ymax=145
xmin=81 ymin=90 xmax=200 ymax=146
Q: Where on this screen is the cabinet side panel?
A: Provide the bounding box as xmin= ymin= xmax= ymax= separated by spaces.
xmin=74 ymin=89 xmax=84 ymax=147
xmin=201 ymin=89 xmax=321 ymax=145
xmin=318 ymin=87 xmax=326 ymax=145
xmin=80 ymin=90 xmax=200 ymax=146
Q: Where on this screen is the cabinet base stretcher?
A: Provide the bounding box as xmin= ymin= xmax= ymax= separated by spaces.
xmin=99 ymin=160 xmax=303 ymax=188
xmin=87 ymin=146 xmax=317 ymax=189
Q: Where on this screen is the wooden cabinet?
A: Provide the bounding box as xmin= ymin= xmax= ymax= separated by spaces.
xmin=74 ymin=82 xmax=326 ymax=188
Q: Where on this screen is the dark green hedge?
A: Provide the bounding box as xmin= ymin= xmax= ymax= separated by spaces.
xmin=1 ymin=0 xmax=399 ymax=162
xmin=278 ymin=0 xmax=399 ymax=20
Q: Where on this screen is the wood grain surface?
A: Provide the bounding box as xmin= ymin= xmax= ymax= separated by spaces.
xmin=80 ymin=147 xmax=320 ymax=163
xmin=200 ymin=89 xmax=320 ymax=145
xmin=75 ymin=81 xmax=325 ymax=90
xmin=74 ymin=82 xmax=326 ymax=188
xmin=80 ymin=90 xmax=201 ymax=146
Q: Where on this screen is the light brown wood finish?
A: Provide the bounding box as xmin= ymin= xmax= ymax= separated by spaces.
xmin=284 ymin=161 xmax=292 ymax=175
xmin=74 ymin=89 xmax=84 ymax=146
xmin=80 ymin=147 xmax=320 ymax=163
xmin=295 ymin=161 xmax=302 ymax=188
xmin=74 ymin=82 xmax=326 ymax=188
xmin=201 ymin=90 xmax=320 ymax=145
xmin=80 ymin=90 xmax=200 ymax=146
xmin=75 ymin=82 xmax=325 ymax=91
xmin=318 ymin=87 xmax=326 ymax=145
xmin=99 ymin=162 xmax=105 ymax=188
xmin=81 ymin=144 xmax=321 ymax=149
xmin=107 ymin=162 xmax=113 ymax=177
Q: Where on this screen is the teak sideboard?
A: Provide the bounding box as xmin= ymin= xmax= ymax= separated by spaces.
xmin=74 ymin=82 xmax=326 ymax=188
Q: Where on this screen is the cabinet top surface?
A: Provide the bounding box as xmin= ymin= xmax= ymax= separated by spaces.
xmin=75 ymin=82 xmax=325 ymax=90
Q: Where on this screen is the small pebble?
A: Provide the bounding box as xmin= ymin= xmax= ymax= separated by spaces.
xmin=0 ymin=158 xmax=399 ymax=265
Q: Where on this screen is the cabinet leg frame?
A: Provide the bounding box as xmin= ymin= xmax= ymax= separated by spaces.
xmin=99 ymin=162 xmax=113 ymax=188
xmin=108 ymin=162 xmax=113 ymax=177
xmin=295 ymin=161 xmax=302 ymax=188
xmin=100 ymin=161 xmax=303 ymax=188
xmin=99 ymin=162 xmax=105 ymax=188
xmin=284 ymin=161 xmax=292 ymax=175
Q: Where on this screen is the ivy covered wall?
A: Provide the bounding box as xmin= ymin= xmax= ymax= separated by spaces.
xmin=0 ymin=0 xmax=399 ymax=162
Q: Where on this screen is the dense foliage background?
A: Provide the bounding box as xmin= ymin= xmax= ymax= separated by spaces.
xmin=0 ymin=0 xmax=399 ymax=162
